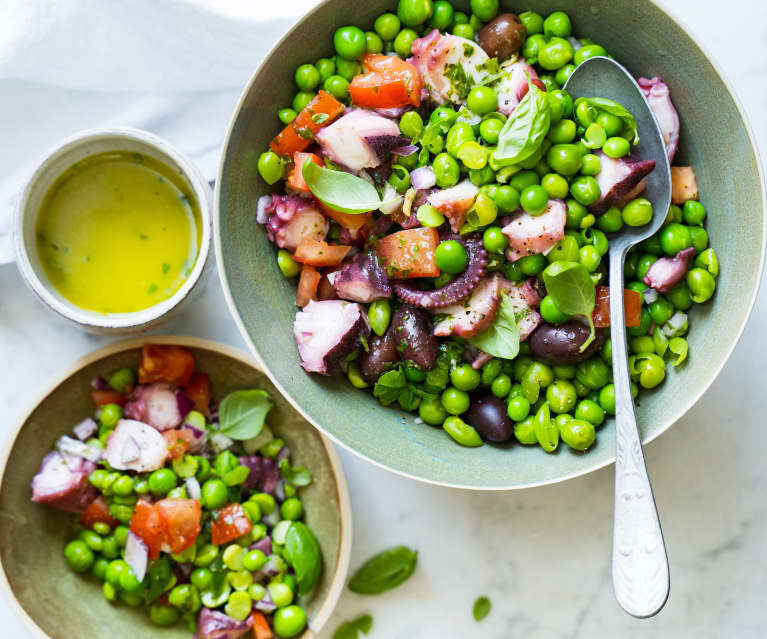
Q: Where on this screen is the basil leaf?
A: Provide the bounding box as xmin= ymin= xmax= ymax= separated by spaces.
xmin=397 ymin=387 xmax=420 ymax=412
xmin=279 ymin=458 xmax=312 ymax=487
xmin=473 ymin=596 xmax=491 ymax=621
xmin=373 ymin=368 xmax=407 ymax=406
xmin=302 ymin=160 xmax=392 ymax=214
xmin=468 ymin=292 xmax=520 ymax=359
xmin=542 ymin=261 xmax=597 ymax=351
xmin=144 ymin=557 xmax=172 ymax=602
xmin=348 ymin=546 xmax=418 ymax=595
xmin=284 ymin=522 xmax=322 ymax=596
xmin=495 ymin=79 xmax=551 ymax=164
xmin=333 ymin=614 xmax=373 ymax=639
xmin=573 ymin=96 xmax=639 ymax=145
xmin=218 ymin=389 xmax=272 ymax=440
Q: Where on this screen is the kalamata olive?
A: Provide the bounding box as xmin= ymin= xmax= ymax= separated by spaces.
xmin=358 ymin=331 xmax=398 ymax=383
xmin=528 ymin=321 xmax=606 ymax=366
xmin=478 ymin=13 xmax=527 ymax=61
xmin=464 ymin=392 xmax=514 ymax=443
xmin=391 ymin=305 xmax=438 ymax=370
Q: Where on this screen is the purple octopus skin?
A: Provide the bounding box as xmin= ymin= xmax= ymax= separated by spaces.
xmin=639 ymin=77 xmax=680 ymax=163
xmin=589 ymin=152 xmax=656 ymax=214
xmin=195 ymin=607 xmax=253 ymax=639
xmin=264 ymin=195 xmax=328 ymax=251
xmin=334 ymin=251 xmax=392 ymax=303
xmin=293 ymin=300 xmax=370 ymax=375
xmin=391 ymin=305 xmax=439 ymax=370
xmin=238 ymin=456 xmax=279 ymax=494
xmin=31 ymin=451 xmax=97 ymax=514
xmin=393 ymin=233 xmax=489 ymax=308
xmin=643 ymin=247 xmax=695 ymax=293
xmin=358 ymin=331 xmax=400 ymax=383
xmin=366 ymin=134 xmax=411 ymax=161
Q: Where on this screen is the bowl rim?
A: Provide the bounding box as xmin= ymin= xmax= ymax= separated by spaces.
xmin=0 ymin=335 xmax=352 ymax=639
xmin=214 ymin=0 xmax=767 ymax=491
xmin=13 ymin=128 xmax=213 ymax=331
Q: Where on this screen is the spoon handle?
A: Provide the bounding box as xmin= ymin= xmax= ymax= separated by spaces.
xmin=608 ymin=248 xmax=670 ymax=618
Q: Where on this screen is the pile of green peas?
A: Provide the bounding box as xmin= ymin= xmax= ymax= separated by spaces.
xmin=57 ymin=367 xmax=316 ymax=638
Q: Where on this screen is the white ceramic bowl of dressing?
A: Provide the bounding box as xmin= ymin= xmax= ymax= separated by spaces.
xmin=13 ymin=128 xmax=212 ymax=334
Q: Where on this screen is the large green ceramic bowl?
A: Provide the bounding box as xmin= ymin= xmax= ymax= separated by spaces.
xmin=0 ymin=337 xmax=351 ymax=639
xmin=216 ymin=0 xmax=766 ymax=489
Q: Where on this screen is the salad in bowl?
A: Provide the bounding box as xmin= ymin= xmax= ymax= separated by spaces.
xmin=253 ymin=0 xmax=718 ymax=453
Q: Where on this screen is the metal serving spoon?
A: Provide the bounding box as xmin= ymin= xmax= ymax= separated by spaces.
xmin=565 ymin=57 xmax=671 ymax=618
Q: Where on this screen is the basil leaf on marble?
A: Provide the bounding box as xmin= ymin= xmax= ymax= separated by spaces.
xmin=348 ymin=546 xmax=418 ymax=595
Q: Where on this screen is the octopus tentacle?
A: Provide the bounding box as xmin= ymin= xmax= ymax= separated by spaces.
xmin=392 ymin=234 xmax=488 ymax=308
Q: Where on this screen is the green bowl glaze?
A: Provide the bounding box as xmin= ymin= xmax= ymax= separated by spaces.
xmin=0 ymin=337 xmax=351 ymax=639
xmin=215 ymin=0 xmax=766 ymax=489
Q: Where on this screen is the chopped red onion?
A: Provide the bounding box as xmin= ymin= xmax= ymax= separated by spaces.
xmin=90 ymin=376 xmax=108 ymax=391
xmin=176 ymin=390 xmax=194 ymax=420
xmin=210 ymin=432 xmax=234 ymax=452
xmin=249 ymin=537 xmax=273 ymax=556
xmin=256 ymin=195 xmax=273 ymax=224
xmin=72 ymin=417 xmax=98 ymax=441
xmin=274 ymin=480 xmax=286 ymax=502
xmin=276 ymin=446 xmax=291 ymax=463
xmin=643 ymin=288 xmax=659 ymax=304
xmin=186 ymin=477 xmax=202 ymax=501
xmin=410 ymin=165 xmax=436 ymax=190
xmin=56 ymin=435 xmax=103 ymax=463
xmin=125 ymin=532 xmax=148 ymax=582
xmin=661 ymin=311 xmax=688 ymax=337
xmin=375 ymin=106 xmax=410 ymax=118
xmin=392 ymin=144 xmax=418 ymax=157
xmin=254 ymin=594 xmax=277 ymax=613
xmin=262 ymin=510 xmax=280 ymax=528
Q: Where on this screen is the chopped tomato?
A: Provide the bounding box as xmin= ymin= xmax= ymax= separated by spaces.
xmin=211 ymin=504 xmax=253 ymax=546
xmin=318 ymin=202 xmax=372 ymax=232
xmin=250 ymin=612 xmax=274 ymax=639
xmin=138 ymin=344 xmax=195 ymax=386
xmin=593 ymin=286 xmax=642 ymax=328
xmin=79 ymin=496 xmax=119 ymax=529
xmin=294 ymin=238 xmax=351 ymax=267
xmin=130 ymin=500 xmax=165 ymax=559
xmin=287 ymin=152 xmax=322 ymax=193
xmin=296 ymin=264 xmax=321 ymax=307
xmin=270 ymin=91 xmax=346 ymax=157
xmin=163 ymin=429 xmax=196 ymax=459
xmin=184 ymin=372 xmax=211 ymax=416
xmin=350 ymin=54 xmax=423 ymax=108
xmin=155 ymin=499 xmax=201 ymax=554
xmin=376 ymin=227 xmax=440 ymax=278
xmin=91 ymin=390 xmax=127 ymax=407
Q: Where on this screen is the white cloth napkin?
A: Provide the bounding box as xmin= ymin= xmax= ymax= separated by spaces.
xmin=0 ymin=0 xmax=322 ymax=263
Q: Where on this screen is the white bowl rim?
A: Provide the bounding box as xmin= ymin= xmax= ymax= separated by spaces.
xmin=13 ymin=127 xmax=213 ymax=330
xmin=0 ymin=335 xmax=352 ymax=639
xmin=213 ymin=0 xmax=767 ymax=491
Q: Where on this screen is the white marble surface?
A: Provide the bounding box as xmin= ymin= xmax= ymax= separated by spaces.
xmin=2 ymin=1 xmax=767 ymax=637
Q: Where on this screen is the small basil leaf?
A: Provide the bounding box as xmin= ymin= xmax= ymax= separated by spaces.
xmin=284 ymin=522 xmax=322 ymax=596
xmin=333 ymin=614 xmax=373 ymax=639
xmin=302 ymin=160 xmax=393 ymax=214
xmin=218 ymin=389 xmax=272 ymax=440
xmin=468 ymin=292 xmax=520 ymax=360
xmin=473 ymin=596 xmax=491 ymax=621
xmin=573 ymin=96 xmax=639 ymax=145
xmin=348 ymin=546 xmax=418 ymax=595
xmin=373 ymin=368 xmax=407 ymax=406
xmin=495 ymin=79 xmax=551 ymax=164
xmin=542 ymin=261 xmax=597 ymax=350
xmin=279 ymin=458 xmax=312 ymax=487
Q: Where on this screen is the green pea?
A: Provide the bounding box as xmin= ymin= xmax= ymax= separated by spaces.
xmin=493 ymin=185 xmax=520 ymax=213
xmin=64 ymin=540 xmax=94 ymax=572
xmin=267 ymin=582 xmax=294 ymax=608
xmin=103 ymin=582 xmax=117 ymax=603
xmin=194 ymin=544 xmax=219 ymax=568
xmin=345 ymin=362 xmax=368 ymax=389
xmin=119 ymin=567 xmax=143 ymax=593
xmin=517 ymin=253 xmax=548 ymax=276
xmin=686 ymin=267 xmax=716 ymax=303
xmin=470 ymin=166 xmax=495 ymax=188
xmin=546 ymin=380 xmax=577 ymax=413
xmin=374 ymin=12 xmax=401 ymax=40
xmin=648 ymin=297 xmax=674 ymax=326
xmin=602 ymin=136 xmax=630 ymax=158
xmin=363 ymin=30 xmax=384 ymax=54
xmin=273 ymin=605 xmax=308 ymax=638
xmin=469 ymin=0 xmax=497 ymax=21
xmin=435 ymin=239 xmax=468 ymax=274
xmin=419 ymin=396 xmax=448 ymax=425
xmin=695 ymin=248 xmax=719 ymax=277
xmin=387 ymin=164 xmax=410 ymax=193
xmin=433 ymin=153 xmax=460 ymax=188
xmin=510 ymin=415 xmax=535 ymax=444
xmin=201 ymin=478 xmax=228 ymax=509
xmin=479 ymin=359 xmax=502 ymax=386
xmin=506 ymin=394 xmax=531 ymax=422
xmin=487 ymin=374 xmax=510 ymax=398
xmin=519 ymin=10 xmax=543 ymax=33
xmin=335 ymin=56 xmax=361 ymax=82
xmin=533 ymin=402 xmax=559 ymax=452
xmin=547 ymin=118 xmax=576 ymax=145
xmin=596 ymin=206 xmax=623 ymax=233
xmin=100 ymin=403 xmax=122 ymax=428
xmin=89 ymin=469 xmax=109 ymax=489
xmin=555 ymin=64 xmax=575 ymax=86
xmin=517 ymin=184 xmax=547 ymax=215
xmin=574 ymin=399 xmax=605 ymax=426
xmin=334 ymin=25 xmax=366 ymax=59
xmin=682 ymin=200 xmax=706 ymax=226
xmin=196 ymin=457 xmax=213 ymax=483
xmin=101 ymin=535 xmax=119 ymax=558
xmin=428 ymin=0 xmax=454 ymax=29
xmin=576 ymin=358 xmax=610 ymax=390
xmin=666 ymin=282 xmax=694 ymax=310
xmin=291 ymin=91 xmax=314 ymax=113
xmin=540 ymin=295 xmax=571 ymax=324
xmin=108 ymin=367 xmax=135 ymax=393
xmin=450 ymin=364 xmax=481 ymax=391
xmin=278 ymin=108 xmax=297 ymax=125
xmin=294 ymin=64 xmax=320 ymax=92
xmin=148 ymin=468 xmax=177 ymax=496
xmin=441 ymin=387 xmax=471 ymax=415
xmin=520 ymin=32 xmax=546 ymax=65
xmin=250 ymin=492 xmax=277 ymax=515
xmin=467 ymin=86 xmax=497 ymax=116
xmin=622 ymin=198 xmax=654 ymax=226
xmin=547 ymin=235 xmax=580 ymax=263
xmin=632 ymin=353 xmax=666 ymax=389
xmin=658 ymin=223 xmax=692 ymax=256
xmin=631 ymin=335 xmax=655 ymax=355
xmin=190 ymin=568 xmax=213 ymax=591
xmin=397 ymin=0 xmax=434 ymax=25
xmin=547 ymin=144 xmax=582 ymax=176
xmin=398 ymin=112 xmax=423 ymax=141
xmin=574 ymin=43 xmax=608 ymax=66
xmin=314 ymin=58 xmax=336 ymax=83
xmin=542 ymin=10 xmax=572 ymax=38
xmin=79 ymin=530 xmax=103 ymax=553
xmin=105 ymin=559 xmax=129 ymax=586
xmin=480 ymin=117 xmax=503 ymax=144
xmin=560 ymin=418 xmax=596 ymax=451
xmin=457 ymin=141 xmax=488 ymax=171
xmin=150 ymin=604 xmax=181 ymax=626
xmin=579 ymin=245 xmax=601 ymax=273
xmin=627 ymin=307 xmax=652 ymax=337
xmin=634 ymin=254 xmax=656 ymax=281
xmin=583 ymin=123 xmax=607 ymax=150
xmin=569 ymin=176 xmax=600 ymax=206
xmin=91 ymin=556 xmax=109 ymax=581
xmin=273 ymin=249 xmax=301 ymax=280
xmin=689 ymin=226 xmax=709 ymax=254
xmin=93 ymin=521 xmax=111 ymax=536
xmin=111 ymin=475 xmax=134 ymax=496
xmin=281 ymin=497 xmax=304 ymax=521
xmin=443 ymin=416 xmax=483 ymax=447
xmin=393 ymin=27 xmax=419 ymax=57
xmin=446 ymin=122 xmax=475 ymax=157
xmin=598 ymin=384 xmax=616 ymax=414
xmin=579 ymin=153 xmax=601 ymax=176
xmin=257 ymin=151 xmax=285 ymax=185
xmin=323 ymin=74 xmax=350 ymax=99
xmin=451 ymin=22 xmax=473 ymax=38
xmin=538 ymin=37 xmax=574 ymax=71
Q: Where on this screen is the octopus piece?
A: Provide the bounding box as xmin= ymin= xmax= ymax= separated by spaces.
xmin=410 ymin=29 xmax=491 ymax=104
xmin=434 ymin=275 xmax=502 ymax=338
xmin=427 ymin=179 xmax=479 ymax=232
xmin=333 ymin=251 xmax=392 ymax=303
xmin=495 ymin=60 xmax=546 ymax=115
xmin=195 ymin=607 xmax=254 ymax=639
xmin=265 ymin=195 xmax=328 ymax=251
xmin=643 ymin=247 xmax=695 ymax=293
xmin=293 ymin=299 xmax=370 ymax=375
xmin=238 ymin=456 xmax=279 ymax=494
xmin=124 ymin=382 xmax=186 ymax=431
xmin=638 ymin=77 xmax=680 ymax=162
xmin=390 ymin=305 xmax=439 ymax=370
xmin=498 ymin=276 xmax=543 ymax=340
xmin=316 ymin=109 xmax=406 ymax=170
xmin=671 ymin=166 xmax=698 ymax=205
xmin=104 ymin=419 xmax=169 ymax=472
xmin=502 ymin=199 xmax=567 ymax=262
xmin=30 ymin=451 xmax=97 ymax=514
xmin=393 ymin=233 xmax=488 ymax=308
xmin=589 ymin=152 xmax=656 ymax=214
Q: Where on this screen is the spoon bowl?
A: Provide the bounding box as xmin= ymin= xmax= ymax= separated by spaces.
xmin=565 ymin=57 xmax=672 ymax=619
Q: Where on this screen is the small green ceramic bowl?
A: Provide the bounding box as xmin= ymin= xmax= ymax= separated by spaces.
xmin=0 ymin=337 xmax=351 ymax=639
xmin=215 ymin=0 xmax=766 ymax=489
